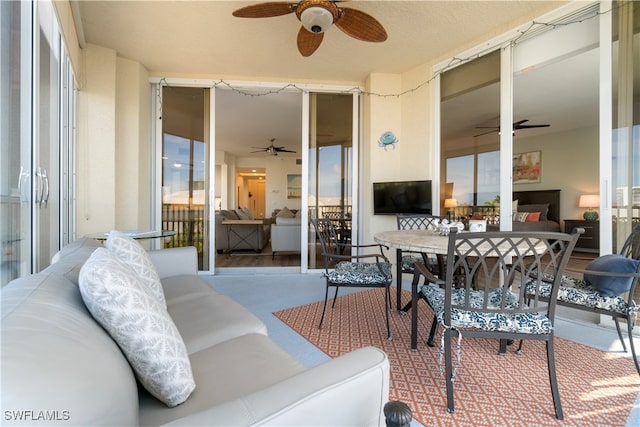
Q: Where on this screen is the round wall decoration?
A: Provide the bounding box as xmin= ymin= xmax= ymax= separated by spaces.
xmin=378 ymin=131 xmax=398 ymax=151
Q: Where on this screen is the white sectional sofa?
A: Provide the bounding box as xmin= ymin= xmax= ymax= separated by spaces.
xmin=1 ymin=236 xmax=390 ymax=426
xmin=270 ymin=217 xmax=302 ymax=258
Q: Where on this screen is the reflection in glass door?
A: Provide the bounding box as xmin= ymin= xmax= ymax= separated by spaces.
xmin=612 ymin=1 xmax=640 ymax=252
xmin=161 ymin=87 xmax=210 ymax=270
xmin=0 ymin=1 xmax=31 ymax=285
xmin=36 ymin=4 xmax=61 ymax=271
xmin=308 ymin=93 xmax=354 ymax=269
xmin=440 ymin=50 xmax=501 ymax=223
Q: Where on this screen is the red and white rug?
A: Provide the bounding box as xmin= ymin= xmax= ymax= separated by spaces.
xmin=274 ymin=288 xmax=640 ymax=426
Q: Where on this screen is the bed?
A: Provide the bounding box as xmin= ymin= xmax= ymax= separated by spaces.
xmin=487 ymin=189 xmax=561 ymax=232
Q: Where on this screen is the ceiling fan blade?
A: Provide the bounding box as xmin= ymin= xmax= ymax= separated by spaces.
xmin=277 ymin=149 xmax=297 ymax=153
xmin=232 ymin=2 xmax=295 ymax=18
xmin=297 ymin=26 xmax=324 ymax=57
xmin=473 ymin=129 xmax=499 ymax=137
xmin=335 ymin=7 xmax=387 ymax=42
xmin=513 ymin=119 xmax=529 ymax=126
xmin=516 ymin=124 xmax=550 ymax=129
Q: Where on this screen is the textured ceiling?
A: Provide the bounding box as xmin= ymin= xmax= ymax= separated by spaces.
xmin=75 ymin=0 xmax=573 ymax=156
xmin=76 ymin=1 xmax=566 ymax=82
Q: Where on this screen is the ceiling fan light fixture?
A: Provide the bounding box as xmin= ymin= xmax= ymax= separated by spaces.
xmin=300 ymin=6 xmax=334 ymax=33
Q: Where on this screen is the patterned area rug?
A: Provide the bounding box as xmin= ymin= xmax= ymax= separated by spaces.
xmin=274 ymin=288 xmax=640 ymax=426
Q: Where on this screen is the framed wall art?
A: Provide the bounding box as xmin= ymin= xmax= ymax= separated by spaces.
xmin=513 ymin=150 xmax=541 ymax=184
xmin=287 ymin=174 xmax=301 ymax=199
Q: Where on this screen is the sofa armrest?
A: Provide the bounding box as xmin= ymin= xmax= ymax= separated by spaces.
xmin=163 ymin=346 xmax=390 ymax=426
xmin=148 ymin=246 xmax=198 ymax=278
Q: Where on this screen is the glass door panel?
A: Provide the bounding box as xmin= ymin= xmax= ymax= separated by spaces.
xmin=308 ymin=93 xmax=353 ymax=269
xmin=513 ymin=5 xmax=599 ymax=246
xmin=161 ymin=87 xmax=210 ymax=270
xmin=36 ymin=5 xmax=61 ymax=271
xmin=612 ymin=1 xmax=640 ymax=252
xmin=0 ymin=1 xmax=32 ymax=285
xmin=440 ymin=50 xmax=500 ymax=223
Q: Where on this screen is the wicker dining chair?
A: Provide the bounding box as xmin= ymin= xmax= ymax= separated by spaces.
xmin=522 ymin=223 xmax=640 ymax=375
xmin=395 ymin=214 xmax=443 ymax=312
xmin=411 ymin=229 xmax=582 ymax=419
xmin=311 ymin=218 xmax=393 ymax=339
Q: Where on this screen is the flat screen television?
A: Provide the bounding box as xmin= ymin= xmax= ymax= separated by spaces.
xmin=373 ymin=180 xmax=432 ymax=215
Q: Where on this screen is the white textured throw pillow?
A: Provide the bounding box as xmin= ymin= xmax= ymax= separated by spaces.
xmin=106 ymin=230 xmax=166 ymax=308
xmin=79 ymin=248 xmax=195 ymax=407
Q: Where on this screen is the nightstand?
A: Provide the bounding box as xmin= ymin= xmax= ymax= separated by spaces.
xmin=564 ymin=219 xmax=599 ymax=252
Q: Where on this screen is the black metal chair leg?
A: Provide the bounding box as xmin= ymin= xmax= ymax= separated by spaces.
xmin=331 ymin=285 xmax=340 ymax=308
xmin=385 ymin=285 xmax=392 ymax=339
xmin=319 ymin=284 xmax=330 ymax=329
xmin=546 ymin=337 xmax=564 ymax=420
xmin=426 ymin=315 xmax=438 ymax=347
xmin=400 ymin=300 xmax=412 ymax=313
xmin=396 ymin=249 xmax=403 ymax=311
xmin=626 ymin=318 xmax=640 ymax=375
xmin=614 ymin=317 xmax=629 ymax=352
xmin=444 ymin=328 xmax=455 ymax=414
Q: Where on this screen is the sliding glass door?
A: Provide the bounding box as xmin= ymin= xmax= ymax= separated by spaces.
xmin=440 ymin=50 xmax=501 ymax=223
xmin=0 ymin=0 xmax=76 ymax=286
xmin=307 ymin=93 xmax=355 ymax=269
xmin=160 ymin=86 xmax=210 ymax=271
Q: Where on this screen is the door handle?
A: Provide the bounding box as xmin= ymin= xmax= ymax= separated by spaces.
xmin=18 ymin=167 xmax=30 ymax=204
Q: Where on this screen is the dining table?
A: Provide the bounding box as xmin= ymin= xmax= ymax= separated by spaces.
xmin=374 ymin=229 xmax=451 ymax=312
xmin=373 ymin=228 xmax=549 ymax=350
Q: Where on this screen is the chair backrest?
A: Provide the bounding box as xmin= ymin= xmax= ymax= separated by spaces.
xmin=619 ymin=223 xmax=640 ymax=260
xmin=442 ymin=229 xmax=582 ymax=325
xmin=310 ymin=218 xmax=340 ymax=260
xmin=396 ymin=214 xmax=441 ymax=231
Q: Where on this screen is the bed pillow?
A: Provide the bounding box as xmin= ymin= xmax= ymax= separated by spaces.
xmin=524 ymin=212 xmax=541 ymax=222
xmin=106 ymin=230 xmax=166 ymax=308
xmin=513 ymin=212 xmax=529 ymax=222
xmin=79 ymin=248 xmax=195 ymax=407
xmin=583 ymin=254 xmax=640 ymax=297
xmin=519 ymin=203 xmax=549 ymax=221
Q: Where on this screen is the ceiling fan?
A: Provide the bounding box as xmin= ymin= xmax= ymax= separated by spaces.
xmin=474 ymin=119 xmax=550 ymax=137
xmin=232 ymin=0 xmax=388 ymax=57
xmin=251 ymin=139 xmax=297 ymax=156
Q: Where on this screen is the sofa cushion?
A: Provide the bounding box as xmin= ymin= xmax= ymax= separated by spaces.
xmin=79 ymin=248 xmax=195 ymax=407
xmin=168 ymin=293 xmax=268 ymax=354
xmin=138 ymin=333 xmax=306 ymax=426
xmin=584 ymin=254 xmax=640 ymax=297
xmin=276 ymin=206 xmax=295 ymax=218
xmin=161 ymin=275 xmax=218 ymax=305
xmin=106 ymin=230 xmax=166 ymax=307
xmin=2 ymin=272 xmax=139 ymax=426
xmin=275 ymin=217 xmax=302 ymax=226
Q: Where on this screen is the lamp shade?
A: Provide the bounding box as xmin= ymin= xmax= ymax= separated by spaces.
xmin=444 ymin=198 xmax=458 ymax=208
xmin=578 ymin=194 xmax=599 ymax=208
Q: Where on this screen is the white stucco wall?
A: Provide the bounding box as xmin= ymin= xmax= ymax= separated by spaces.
xmin=76 ymin=44 xmax=116 ymax=237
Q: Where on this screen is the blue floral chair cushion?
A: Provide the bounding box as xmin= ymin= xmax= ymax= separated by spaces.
xmin=401 ymin=254 xmax=424 ymax=272
xmin=525 ymin=275 xmax=638 ymax=316
xmin=328 ymin=261 xmax=392 ymax=285
xmin=420 ymin=284 xmax=553 ymax=334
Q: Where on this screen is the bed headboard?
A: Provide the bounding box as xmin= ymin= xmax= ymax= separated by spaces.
xmin=513 ymin=189 xmax=560 ymax=223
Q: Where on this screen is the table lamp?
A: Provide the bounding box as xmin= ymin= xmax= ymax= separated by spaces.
xmin=579 ymin=194 xmax=599 ymax=221
xmin=444 ymin=198 xmax=458 ymax=220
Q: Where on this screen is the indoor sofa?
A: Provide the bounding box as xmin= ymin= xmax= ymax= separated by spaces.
xmin=1 ymin=236 xmax=390 ymax=426
xmin=270 ymin=217 xmax=302 ymax=258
